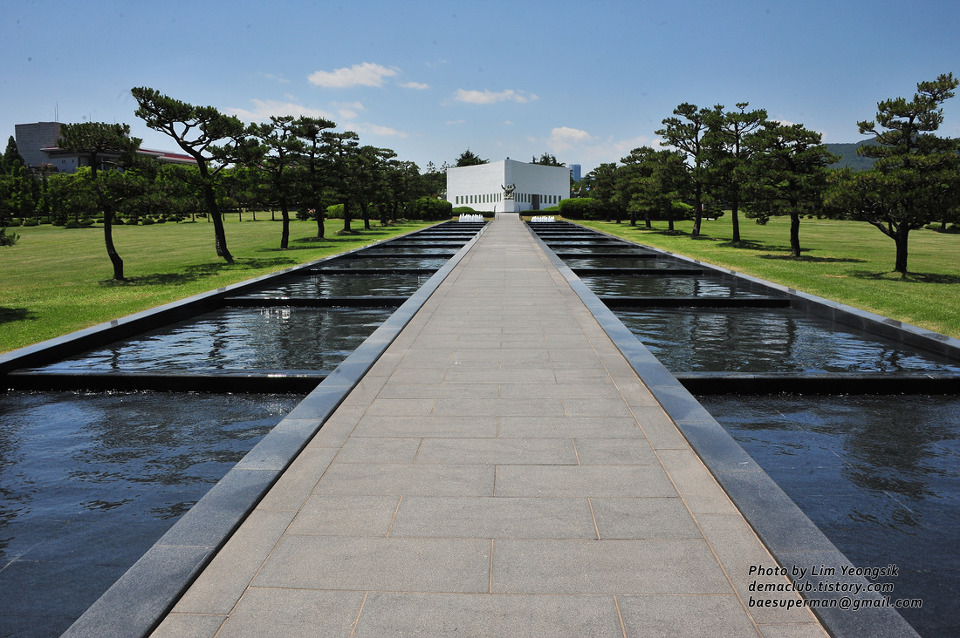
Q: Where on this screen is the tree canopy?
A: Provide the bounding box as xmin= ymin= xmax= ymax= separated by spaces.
xmin=827 ymin=73 xmax=959 ymax=273
xmin=455 ymin=148 xmax=487 ymax=167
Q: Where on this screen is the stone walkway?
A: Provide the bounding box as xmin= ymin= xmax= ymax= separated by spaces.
xmin=152 ymin=215 xmax=827 ymax=637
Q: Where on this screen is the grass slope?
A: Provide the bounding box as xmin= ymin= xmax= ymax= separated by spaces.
xmin=0 ymin=218 xmax=434 ymax=353
xmin=575 ymin=216 xmax=960 ymax=339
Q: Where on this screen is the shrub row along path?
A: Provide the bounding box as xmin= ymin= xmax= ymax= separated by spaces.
xmin=152 ymin=214 xmax=826 ymax=637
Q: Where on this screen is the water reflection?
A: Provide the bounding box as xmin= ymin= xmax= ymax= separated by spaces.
xmin=244 ymin=272 xmax=430 ymax=299
xmin=579 ymin=274 xmax=771 ymax=298
xmin=0 ymin=391 xmax=301 ymax=637
xmin=701 ymin=394 xmax=960 ymax=637
xmin=328 ymin=256 xmax=450 ymax=269
xmin=616 ymin=308 xmax=960 ymax=374
xmin=40 ymin=307 xmax=395 ymax=373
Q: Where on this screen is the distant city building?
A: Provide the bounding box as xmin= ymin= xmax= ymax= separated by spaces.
xmin=14 ymin=122 xmax=196 ymax=173
xmin=446 ymin=158 xmax=569 ymax=213
xmin=570 ymin=164 xmax=582 ymax=182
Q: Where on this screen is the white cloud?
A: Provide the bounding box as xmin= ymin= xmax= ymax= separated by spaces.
xmin=226 ymin=99 xmax=336 ymax=122
xmin=548 ymin=126 xmax=592 ymax=151
xmin=308 ymin=62 xmax=398 ymax=88
xmin=335 ymin=101 xmax=365 ymax=119
xmin=453 ymin=88 xmax=538 ymax=104
xmin=400 ymin=81 xmax=430 ymax=90
xmin=354 ymin=122 xmax=407 ymax=137
xmin=258 ymin=72 xmax=290 ymax=84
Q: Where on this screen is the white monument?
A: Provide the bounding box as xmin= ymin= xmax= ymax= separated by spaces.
xmin=446 ymin=158 xmax=569 ymax=213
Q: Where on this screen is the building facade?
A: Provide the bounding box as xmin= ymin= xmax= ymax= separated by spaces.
xmin=14 ymin=122 xmax=196 ymax=173
xmin=446 ymin=158 xmax=569 ymax=213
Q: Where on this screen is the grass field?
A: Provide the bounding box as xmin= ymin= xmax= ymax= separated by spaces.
xmin=0 ymin=217 xmax=434 ymax=353
xmin=574 ymin=215 xmax=960 ymax=339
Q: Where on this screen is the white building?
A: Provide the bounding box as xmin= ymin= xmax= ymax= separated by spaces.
xmin=446 ymin=158 xmax=569 ymax=213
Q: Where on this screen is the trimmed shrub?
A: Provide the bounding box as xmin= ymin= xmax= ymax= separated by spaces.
xmin=453 ymin=206 xmax=477 ymax=213
xmin=411 ymin=197 xmax=453 ymax=221
xmin=558 ymin=198 xmax=600 ymax=220
xmin=326 ymin=203 xmax=344 ymax=219
xmin=21 ymin=218 xmax=39 ymax=227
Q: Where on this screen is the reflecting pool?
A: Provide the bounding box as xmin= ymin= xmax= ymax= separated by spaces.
xmin=701 ymin=394 xmax=960 ymax=638
xmin=0 ymin=391 xmax=301 ymax=637
xmin=238 ymin=272 xmax=431 ymax=299
xmin=615 ymin=307 xmax=960 ymax=374
xmin=578 ymin=274 xmax=774 ymax=298
xmin=37 ymin=306 xmax=395 ymax=374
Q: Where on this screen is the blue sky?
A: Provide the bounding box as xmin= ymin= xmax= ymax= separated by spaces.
xmin=3 ymin=0 xmax=959 ymax=173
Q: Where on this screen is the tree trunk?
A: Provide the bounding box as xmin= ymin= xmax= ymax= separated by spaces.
xmin=360 ymin=201 xmax=371 ymax=230
xmin=343 ymin=201 xmax=352 ymax=233
xmin=790 ymin=211 xmax=801 ymax=258
xmin=203 ymin=183 xmax=233 ymax=262
xmin=315 ymin=208 xmax=325 ymax=238
xmin=894 ymin=226 xmax=910 ymax=274
xmin=280 ymin=202 xmax=290 ymax=249
xmin=692 ymin=187 xmax=703 ymax=237
xmin=103 ymin=208 xmax=125 ymax=281
xmin=730 ymin=195 xmax=741 ymax=243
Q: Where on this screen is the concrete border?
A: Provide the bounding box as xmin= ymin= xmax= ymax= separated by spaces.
xmin=61 ymin=223 xmax=487 ymax=638
xmin=528 ymin=224 xmax=921 ymax=638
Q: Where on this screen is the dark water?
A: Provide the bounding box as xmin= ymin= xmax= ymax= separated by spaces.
xmin=700 ymin=394 xmax=960 ymax=637
xmin=240 ymin=272 xmax=431 ymax=298
xmin=325 ymin=256 xmax=450 ymax=269
xmin=579 ymin=274 xmax=773 ymax=298
xmin=39 ymin=306 xmax=395 ymax=373
xmin=615 ymin=307 xmax=960 ymax=374
xmin=0 ymin=391 xmax=301 ymax=637
xmin=362 ymin=245 xmax=456 ymax=255
xmin=564 ymin=257 xmax=692 ymax=270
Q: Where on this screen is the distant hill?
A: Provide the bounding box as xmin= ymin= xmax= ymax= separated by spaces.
xmin=825 ymin=139 xmax=879 ymax=171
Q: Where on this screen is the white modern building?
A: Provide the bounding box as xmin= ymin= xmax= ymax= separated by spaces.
xmin=446 ymin=158 xmax=569 ymax=213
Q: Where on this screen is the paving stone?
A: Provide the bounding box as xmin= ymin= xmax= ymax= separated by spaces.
xmin=335 ymin=437 xmax=422 ymax=464
xmin=171 ymin=509 xmax=295 ymax=614
xmin=390 ymin=496 xmax=596 ymax=539
xmin=286 ymin=494 xmax=400 ymax=537
xmin=150 ymin=613 xmax=225 ymax=638
xmin=415 ymin=438 xmax=577 ymax=465
xmin=353 ymin=592 xmax=624 ymax=637
xmin=352 ymin=415 xmax=498 ymax=438
xmin=255 ymin=447 xmax=338 ymax=511
xmin=314 ymin=463 xmax=495 ymax=496
xmin=491 ymin=539 xmax=730 ymax=594
xmin=216 ymin=588 xmax=364 ymax=638
xmin=590 ymin=497 xmax=701 ymax=539
xmin=433 ymin=397 xmax=565 ymax=417
xmin=573 ymin=438 xmax=658 ymax=465
xmin=497 ymin=416 xmax=644 ymax=439
xmin=496 ymin=465 xmax=677 ymax=498
xmin=617 ymin=594 xmax=758 ymax=637
xmin=253 ymin=536 xmax=490 ymax=592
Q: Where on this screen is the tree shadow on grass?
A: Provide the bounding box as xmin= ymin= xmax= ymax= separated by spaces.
xmin=850 ymin=270 xmax=960 ymax=285
xmin=716 ymin=239 xmax=781 ymax=251
xmin=0 ymin=307 xmax=37 ymax=325
xmin=99 ymin=257 xmax=297 ymax=288
xmin=759 ymin=254 xmax=867 ymax=264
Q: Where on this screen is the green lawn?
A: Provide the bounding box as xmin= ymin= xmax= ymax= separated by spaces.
xmin=575 ymin=215 xmax=960 ymax=339
xmin=0 ymin=217 xmax=435 ymax=353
